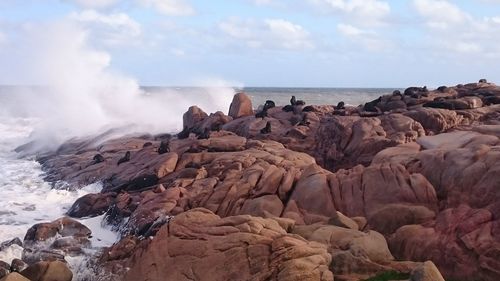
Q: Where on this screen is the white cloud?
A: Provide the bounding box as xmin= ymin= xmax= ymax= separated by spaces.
xmin=413 ymin=0 xmax=500 ymax=57
xmin=413 ymin=0 xmax=469 ymax=29
xmin=69 ymin=10 xmax=141 ymax=46
xmin=251 ymin=0 xmax=274 ymax=5
xmin=219 ymin=17 xmax=313 ymax=50
xmin=337 ymin=23 xmax=373 ymax=36
xmin=264 ymin=19 xmax=313 ymax=49
xmin=310 ymin=0 xmax=390 ymax=26
xmin=139 ymin=0 xmax=195 ymax=16
xmin=336 ymin=23 xmax=389 ymax=51
xmin=68 ymin=0 xmax=119 ymax=9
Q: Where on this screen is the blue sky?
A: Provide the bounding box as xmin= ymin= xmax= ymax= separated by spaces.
xmin=1 ymin=0 xmax=500 ymax=87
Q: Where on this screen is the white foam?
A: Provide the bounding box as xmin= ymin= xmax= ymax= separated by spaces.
xmin=0 ymin=117 xmax=119 ymax=268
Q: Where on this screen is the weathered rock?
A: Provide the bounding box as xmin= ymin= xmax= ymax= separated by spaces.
xmin=409 ymin=261 xmax=445 ymax=281
xmin=67 ymin=192 xmax=115 ymax=218
xmin=293 ymin=223 xmax=405 ymax=280
xmin=228 ymin=92 xmax=254 ymax=119
xmin=24 ymin=217 xmax=91 ymax=244
xmin=10 ymin=260 xmax=27 ymax=273
xmin=0 ymin=238 xmax=22 ymax=252
xmin=390 ymin=205 xmax=499 ymax=281
xmin=0 ymin=273 xmax=30 ymax=281
xmin=404 ymin=107 xmax=462 ymax=134
xmin=21 ymin=249 xmax=66 ymax=265
xmin=20 ymin=261 xmax=72 ymax=281
xmin=0 ymin=262 xmax=8 ymax=279
xmin=329 ymin=211 xmax=359 ymax=230
xmin=183 ymin=106 xmax=208 ymax=130
xmin=121 ymin=208 xmax=333 ymax=281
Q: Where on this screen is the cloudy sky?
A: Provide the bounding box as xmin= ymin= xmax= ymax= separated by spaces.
xmin=1 ymin=0 xmax=500 ymax=87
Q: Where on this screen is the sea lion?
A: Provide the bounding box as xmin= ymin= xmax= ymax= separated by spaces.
xmin=423 ymin=100 xmax=455 ymax=110
xmin=336 ymin=101 xmax=345 ymax=110
xmin=117 ymin=151 xmax=131 ymax=166
xmin=295 ymin=100 xmax=306 ymax=106
xmin=363 ymin=97 xmax=382 ymax=113
xmin=437 ymin=86 xmax=448 ymax=93
xmin=404 ymin=86 xmax=428 ymax=98
xmin=297 ymin=115 xmax=310 ymax=126
xmin=282 ymin=105 xmax=294 ymax=112
xmin=260 ymin=121 xmax=272 ymax=134
xmin=290 ymin=95 xmax=297 ymax=106
xmin=197 ymin=128 xmax=210 ymax=139
xmin=158 ymin=140 xmax=170 ymax=154
xmin=264 ymin=100 xmax=276 ymax=109
xmin=142 ymin=142 xmax=153 ymax=148
xmin=177 ymin=127 xmax=190 ymax=139
xmin=255 ymin=108 xmax=268 ymax=119
xmin=483 ymin=96 xmax=500 ymax=105
xmin=302 ymin=105 xmax=315 ymax=112
xmin=211 ymin=123 xmax=223 ymax=132
xmin=479 ymin=79 xmax=487 ymax=83
xmin=92 ymin=154 xmax=105 ymax=165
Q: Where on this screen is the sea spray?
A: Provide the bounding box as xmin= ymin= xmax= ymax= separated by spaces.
xmin=1 ymin=21 xmax=236 ymax=152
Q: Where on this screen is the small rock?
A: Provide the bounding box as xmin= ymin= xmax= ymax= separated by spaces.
xmin=10 ymin=259 xmax=27 ymax=273
xmin=0 ymin=267 xmax=9 ymax=279
xmin=410 ymin=261 xmax=445 ymax=281
xmin=22 ymin=249 xmax=66 ymax=265
xmin=20 ymin=261 xmax=73 ymax=281
xmin=328 ymin=211 xmax=359 ymax=230
xmin=0 ymin=261 xmax=9 ymax=270
xmin=0 ymin=272 xmax=30 ymax=281
xmin=0 ymin=238 xmax=22 ymax=252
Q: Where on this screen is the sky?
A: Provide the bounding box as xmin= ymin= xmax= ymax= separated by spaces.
xmin=1 ymin=0 xmax=500 ymax=87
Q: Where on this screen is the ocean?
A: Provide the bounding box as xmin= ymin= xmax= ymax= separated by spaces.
xmin=0 ymin=86 xmax=395 ymax=278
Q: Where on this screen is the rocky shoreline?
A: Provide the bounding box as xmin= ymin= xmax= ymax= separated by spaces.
xmin=2 ymin=80 xmax=500 ymax=281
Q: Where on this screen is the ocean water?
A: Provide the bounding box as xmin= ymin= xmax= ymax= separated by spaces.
xmin=0 ymin=86 xmax=395 ymax=277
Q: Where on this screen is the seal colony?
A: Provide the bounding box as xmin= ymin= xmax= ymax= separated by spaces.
xmin=3 ymin=79 xmax=500 ymax=281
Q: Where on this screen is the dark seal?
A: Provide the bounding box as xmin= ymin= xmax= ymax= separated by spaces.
xmin=260 ymin=121 xmax=272 ymax=134
xmin=117 ymin=151 xmax=131 ymax=166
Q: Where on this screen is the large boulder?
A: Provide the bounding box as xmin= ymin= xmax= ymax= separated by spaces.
xmin=121 ymin=208 xmax=333 ymax=281
xmin=183 ymin=106 xmax=208 ymax=130
xmin=228 ymin=92 xmax=253 ymax=119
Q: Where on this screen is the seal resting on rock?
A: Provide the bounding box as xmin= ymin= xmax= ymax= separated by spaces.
xmin=282 ymin=105 xmax=294 ymax=112
xmin=392 ymin=90 xmax=403 ymax=98
xmin=437 ymin=86 xmax=448 ymax=93
xmin=142 ymin=142 xmax=153 ymax=148
xmin=255 ymin=107 xmax=268 ymax=119
xmin=117 ymin=151 xmax=131 ymax=166
xmin=479 ymin=78 xmax=487 ymax=83
xmin=336 ymin=101 xmax=345 ymax=110
xmin=302 ymin=105 xmax=315 ymax=112
xmin=158 ymin=140 xmax=170 ymax=154
xmin=92 ymin=154 xmax=104 ymax=165
xmin=297 ymin=115 xmax=310 ymax=126
xmin=363 ymin=97 xmax=382 ymax=113
xmin=423 ymin=98 xmax=455 ymax=110
xmin=404 ymin=86 xmax=429 ymax=98
xmin=260 ymin=121 xmax=272 ymax=134
xmin=483 ymin=96 xmax=500 ymax=105
xmin=264 ymin=100 xmax=275 ymax=109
